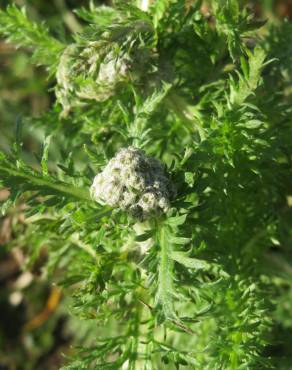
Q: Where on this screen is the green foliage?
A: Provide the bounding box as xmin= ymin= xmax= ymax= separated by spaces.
xmin=1 ymin=0 xmax=292 ymax=369
xmin=0 ymin=5 xmax=64 ymax=71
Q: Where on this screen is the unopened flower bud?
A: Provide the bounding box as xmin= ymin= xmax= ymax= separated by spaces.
xmin=90 ymin=147 xmax=174 ymax=220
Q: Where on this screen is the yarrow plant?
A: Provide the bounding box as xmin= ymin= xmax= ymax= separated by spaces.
xmin=1 ymin=0 xmax=292 ymax=369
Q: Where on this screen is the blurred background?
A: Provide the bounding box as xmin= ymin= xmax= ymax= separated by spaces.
xmin=0 ymin=1 xmax=292 ymax=369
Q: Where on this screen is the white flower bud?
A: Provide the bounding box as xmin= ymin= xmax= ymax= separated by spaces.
xmin=56 ymin=43 xmax=129 ymax=116
xmin=91 ymin=147 xmax=174 ymax=220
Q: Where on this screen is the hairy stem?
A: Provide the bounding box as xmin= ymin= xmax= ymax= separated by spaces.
xmin=156 ymin=222 xmax=176 ymax=320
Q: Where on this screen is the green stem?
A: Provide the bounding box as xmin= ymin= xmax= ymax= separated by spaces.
xmin=156 ymin=222 xmax=176 ymax=320
xmin=70 ymin=232 xmax=97 ymax=260
xmin=166 ymin=93 xmax=206 ymax=141
xmin=129 ymin=302 xmax=141 ymax=370
xmin=54 ymin=0 xmax=82 ymax=33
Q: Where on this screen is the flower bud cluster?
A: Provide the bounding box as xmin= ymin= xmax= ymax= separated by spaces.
xmin=56 ymin=42 xmax=129 ymax=116
xmin=90 ymin=147 xmax=174 ymax=220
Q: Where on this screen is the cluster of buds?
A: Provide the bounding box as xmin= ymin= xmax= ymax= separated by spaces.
xmin=56 ymin=42 xmax=129 ymax=116
xmin=90 ymin=147 xmax=175 ymax=220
